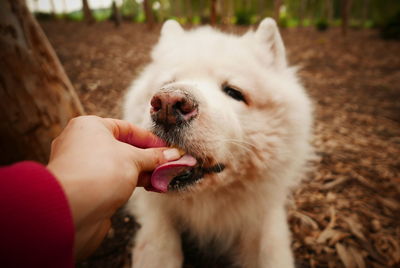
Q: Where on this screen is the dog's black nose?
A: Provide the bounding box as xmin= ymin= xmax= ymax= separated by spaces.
xmin=150 ymin=90 xmax=198 ymax=127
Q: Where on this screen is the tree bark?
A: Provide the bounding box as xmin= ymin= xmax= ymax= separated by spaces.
xmin=325 ymin=0 xmax=333 ymax=22
xmin=143 ymin=0 xmax=154 ymax=29
xmin=0 ymin=0 xmax=85 ymax=165
xmin=341 ymin=0 xmax=352 ymax=36
xmin=258 ymin=0 xmax=266 ymax=20
xmin=221 ymin=0 xmax=233 ymax=25
xmin=210 ymin=0 xmax=217 ymax=25
xmin=111 ymin=0 xmax=122 ymax=27
xmin=299 ymin=0 xmax=308 ymax=26
xmin=33 ymin=0 xmax=39 ymax=13
xmin=62 ymin=0 xmax=68 ymax=17
xmin=175 ymin=0 xmax=184 ymax=19
xmin=82 ymin=0 xmax=95 ymax=24
xmin=49 ymin=0 xmax=56 ymax=17
xmin=274 ymin=0 xmax=282 ymax=23
xmin=185 ymin=0 xmax=193 ymax=22
xmin=361 ymin=0 xmax=370 ymax=27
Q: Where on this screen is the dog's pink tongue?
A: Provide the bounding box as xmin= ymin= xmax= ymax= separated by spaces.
xmin=151 ymin=155 xmax=197 ymax=193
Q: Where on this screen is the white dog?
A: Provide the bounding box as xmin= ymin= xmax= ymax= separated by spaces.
xmin=124 ymin=18 xmax=313 ymax=268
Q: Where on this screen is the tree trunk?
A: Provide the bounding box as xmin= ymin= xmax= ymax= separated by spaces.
xmin=325 ymin=0 xmax=333 ymax=22
xmin=158 ymin=0 xmax=166 ymax=22
xmin=143 ymin=0 xmax=155 ymax=29
xmin=341 ymin=0 xmax=352 ymax=36
xmin=82 ymin=0 xmax=95 ymax=24
xmin=62 ymin=0 xmax=68 ymax=17
xmin=210 ymin=0 xmax=217 ymax=25
xmin=111 ymin=0 xmax=122 ymax=27
xmin=245 ymin=0 xmax=252 ymax=11
xmin=361 ymin=0 xmax=370 ymax=27
xmin=33 ymin=0 xmax=39 ymax=13
xmin=185 ymin=0 xmax=193 ymax=22
xmin=258 ymin=0 xmax=266 ymax=20
xmin=274 ymin=0 xmax=282 ymax=23
xmin=169 ymin=0 xmax=176 ymax=18
xmin=176 ymin=0 xmax=183 ymax=19
xmin=199 ymin=0 xmax=207 ymax=24
xmin=299 ymin=0 xmax=308 ymax=26
xmin=0 ymin=0 xmax=85 ymax=165
xmin=49 ymin=0 xmax=56 ymax=17
xmin=221 ymin=0 xmax=233 ymax=24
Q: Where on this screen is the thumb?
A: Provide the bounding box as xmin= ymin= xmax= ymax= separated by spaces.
xmin=134 ymin=147 xmax=182 ymax=172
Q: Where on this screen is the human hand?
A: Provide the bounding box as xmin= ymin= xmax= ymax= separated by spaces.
xmin=47 ymin=116 xmax=180 ymax=260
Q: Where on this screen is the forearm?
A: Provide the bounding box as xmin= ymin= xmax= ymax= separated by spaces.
xmin=0 ymin=161 xmax=74 ymax=268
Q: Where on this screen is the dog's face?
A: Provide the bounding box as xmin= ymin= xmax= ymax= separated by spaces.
xmin=125 ymin=19 xmax=312 ymax=193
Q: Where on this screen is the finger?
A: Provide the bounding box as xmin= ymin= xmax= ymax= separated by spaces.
xmin=137 ymin=173 xmax=162 ymax=192
xmin=134 ymin=147 xmax=182 ymax=172
xmin=137 ymin=172 xmax=151 ymax=188
xmin=137 ymin=171 xmax=165 ymax=193
xmin=102 ymin=118 xmax=166 ymax=148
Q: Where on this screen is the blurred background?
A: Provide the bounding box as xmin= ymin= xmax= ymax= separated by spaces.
xmin=26 ymin=0 xmax=400 ymax=33
xmin=1 ymin=1 xmax=399 ymax=268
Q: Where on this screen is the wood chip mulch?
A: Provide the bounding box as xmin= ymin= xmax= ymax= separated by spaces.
xmin=41 ymin=21 xmax=400 ymax=268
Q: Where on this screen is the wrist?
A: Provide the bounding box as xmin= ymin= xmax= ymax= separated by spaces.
xmin=46 ymin=161 xmax=86 ymax=228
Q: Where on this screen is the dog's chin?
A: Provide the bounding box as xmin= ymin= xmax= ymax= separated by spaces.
xmin=151 ymin=125 xmax=225 ymax=192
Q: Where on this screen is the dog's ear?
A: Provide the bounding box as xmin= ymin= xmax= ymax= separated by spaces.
xmin=255 ymin=18 xmax=287 ymax=69
xmin=161 ymin=20 xmax=184 ymax=37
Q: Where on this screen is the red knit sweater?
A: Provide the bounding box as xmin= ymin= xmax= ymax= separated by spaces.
xmin=0 ymin=161 xmax=74 ymax=268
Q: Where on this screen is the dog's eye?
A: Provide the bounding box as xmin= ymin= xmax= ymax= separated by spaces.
xmin=223 ymin=85 xmax=247 ymax=103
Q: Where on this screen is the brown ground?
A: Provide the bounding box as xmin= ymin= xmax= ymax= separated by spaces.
xmin=41 ymin=21 xmax=400 ymax=268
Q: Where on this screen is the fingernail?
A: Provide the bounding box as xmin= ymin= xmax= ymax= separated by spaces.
xmin=163 ymin=148 xmax=181 ymax=161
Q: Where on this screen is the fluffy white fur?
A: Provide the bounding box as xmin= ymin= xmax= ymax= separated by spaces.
xmin=124 ymin=18 xmax=313 ymax=268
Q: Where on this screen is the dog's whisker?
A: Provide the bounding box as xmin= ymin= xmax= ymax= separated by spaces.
xmin=210 ymin=138 xmax=255 ymax=154
xmin=209 ymin=137 xmax=257 ymax=149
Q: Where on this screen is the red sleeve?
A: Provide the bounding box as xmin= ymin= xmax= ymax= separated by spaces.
xmin=0 ymin=161 xmax=74 ymax=268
